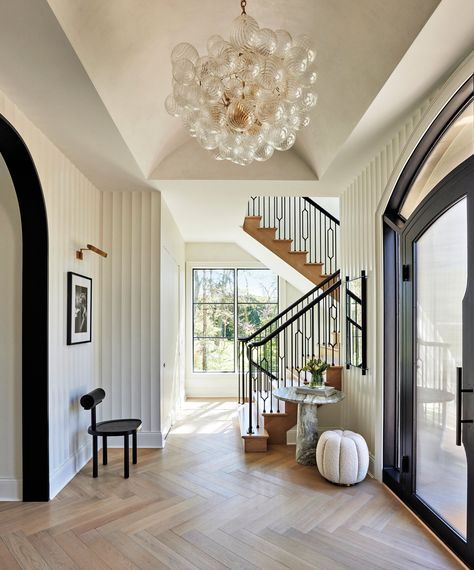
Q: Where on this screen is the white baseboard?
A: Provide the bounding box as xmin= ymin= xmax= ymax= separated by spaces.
xmin=0 ymin=478 xmax=22 ymax=501
xmin=50 ymin=431 xmax=165 ymax=499
xmin=50 ymin=441 xmax=91 ymax=499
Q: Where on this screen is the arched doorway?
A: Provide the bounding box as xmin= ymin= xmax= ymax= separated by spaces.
xmin=0 ymin=114 xmax=49 ymax=501
xmin=383 ymin=77 xmax=473 ymax=564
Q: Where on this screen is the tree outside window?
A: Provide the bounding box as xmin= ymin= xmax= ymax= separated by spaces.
xmin=193 ymin=268 xmax=278 ymax=373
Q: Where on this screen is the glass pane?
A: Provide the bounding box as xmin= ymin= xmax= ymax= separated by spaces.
xmin=193 ymin=269 xmax=234 ymax=303
xmin=237 ymin=269 xmax=278 ymax=303
xmin=238 ymin=303 xmax=279 ymax=337
xmin=193 ymin=339 xmax=235 ymax=372
xmin=401 ymin=101 xmax=473 ymax=219
xmin=415 ymin=198 xmax=467 ymax=537
xmin=194 ymin=304 xmax=234 ymax=339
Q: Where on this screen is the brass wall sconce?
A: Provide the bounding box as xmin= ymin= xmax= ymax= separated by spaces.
xmin=76 ymin=244 xmax=108 ymax=260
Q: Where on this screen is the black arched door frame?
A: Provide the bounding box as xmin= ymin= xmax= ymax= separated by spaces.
xmin=383 ymin=76 xmax=473 ymax=564
xmin=0 ymin=113 xmax=49 ymax=501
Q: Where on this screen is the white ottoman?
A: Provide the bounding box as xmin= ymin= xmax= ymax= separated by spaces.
xmin=316 ymin=430 xmax=369 ymax=485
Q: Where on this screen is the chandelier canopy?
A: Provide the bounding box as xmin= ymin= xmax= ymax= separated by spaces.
xmin=165 ymin=0 xmax=318 ymax=166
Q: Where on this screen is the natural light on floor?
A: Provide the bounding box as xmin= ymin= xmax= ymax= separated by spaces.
xmin=171 ymin=399 xmax=238 ymax=435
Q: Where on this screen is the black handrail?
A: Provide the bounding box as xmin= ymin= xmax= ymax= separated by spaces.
xmin=238 ymin=270 xmax=340 ymax=343
xmin=345 ymin=271 xmax=367 ymax=374
xmin=245 ymin=278 xmax=342 ymax=433
xmin=249 ymin=280 xmax=342 ymax=348
xmin=302 ymin=197 xmax=340 ymax=225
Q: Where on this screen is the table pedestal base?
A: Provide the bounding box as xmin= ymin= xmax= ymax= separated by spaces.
xmin=296 ymin=403 xmax=319 ymax=465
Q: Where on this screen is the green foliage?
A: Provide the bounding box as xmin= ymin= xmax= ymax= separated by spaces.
xmin=193 ymin=268 xmax=278 ymax=372
xmin=303 ymin=358 xmax=329 ymax=376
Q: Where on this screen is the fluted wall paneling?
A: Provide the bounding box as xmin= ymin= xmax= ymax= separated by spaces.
xmin=101 ymin=191 xmax=162 ymax=443
xmin=340 ymin=97 xmax=433 ymax=459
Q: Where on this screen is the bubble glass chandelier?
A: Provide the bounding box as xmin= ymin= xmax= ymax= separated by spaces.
xmin=165 ymin=0 xmax=318 ymax=166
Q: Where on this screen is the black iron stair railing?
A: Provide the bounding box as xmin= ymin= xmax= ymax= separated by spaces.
xmin=240 ymin=276 xmax=342 ymax=434
xmin=238 ymin=270 xmax=340 ymax=405
xmin=247 ymin=196 xmax=340 ymax=275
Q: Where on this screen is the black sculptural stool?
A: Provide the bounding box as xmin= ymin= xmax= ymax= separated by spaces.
xmin=80 ymin=388 xmax=142 ymax=479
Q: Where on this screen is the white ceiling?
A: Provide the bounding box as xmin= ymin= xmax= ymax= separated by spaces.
xmin=0 ymin=0 xmax=472 ymax=241
xmin=46 ymin=0 xmax=440 ymax=181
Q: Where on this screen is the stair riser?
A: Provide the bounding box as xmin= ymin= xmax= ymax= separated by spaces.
xmin=244 ymin=216 xmax=326 ymax=284
xmin=242 ymin=437 xmax=268 ymax=452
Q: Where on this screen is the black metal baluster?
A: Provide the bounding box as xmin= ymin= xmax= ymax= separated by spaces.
xmin=247 ymin=345 xmax=253 ymax=434
xmin=256 ymin=345 xmax=260 ymax=428
xmin=270 ymin=336 xmax=274 ymax=412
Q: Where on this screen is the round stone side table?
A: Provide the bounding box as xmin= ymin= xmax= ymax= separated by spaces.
xmin=273 ymin=386 xmax=345 ymax=465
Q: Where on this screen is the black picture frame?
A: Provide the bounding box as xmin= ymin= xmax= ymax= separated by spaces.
xmin=67 ymin=272 xmax=92 ymax=345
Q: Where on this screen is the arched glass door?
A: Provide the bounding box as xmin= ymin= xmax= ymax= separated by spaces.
xmin=383 ymin=82 xmax=474 ymax=565
xmin=401 ymin=169 xmax=473 ymax=555
xmin=414 ymin=197 xmax=467 ymax=537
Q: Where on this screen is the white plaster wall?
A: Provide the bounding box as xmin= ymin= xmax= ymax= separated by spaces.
xmin=0 ymin=155 xmax=22 ymax=500
xmin=161 ymin=198 xmax=186 ymax=435
xmin=186 ymin=242 xmax=259 ymax=264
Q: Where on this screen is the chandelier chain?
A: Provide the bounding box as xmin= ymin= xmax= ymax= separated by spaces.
xmin=240 ymin=0 xmax=247 ymax=15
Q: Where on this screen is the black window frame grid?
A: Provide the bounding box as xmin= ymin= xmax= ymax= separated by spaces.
xmin=192 ymin=267 xmax=279 ymax=374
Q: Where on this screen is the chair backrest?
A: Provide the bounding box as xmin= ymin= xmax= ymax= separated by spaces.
xmin=80 ymin=388 xmax=105 ymax=429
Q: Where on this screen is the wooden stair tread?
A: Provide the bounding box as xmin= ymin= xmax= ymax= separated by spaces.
xmin=305 ymin=262 xmax=324 ymax=266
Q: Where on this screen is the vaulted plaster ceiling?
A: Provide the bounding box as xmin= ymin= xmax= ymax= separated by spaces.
xmin=46 ymin=0 xmax=441 ymax=181
xmin=0 ymin=0 xmax=472 ymax=242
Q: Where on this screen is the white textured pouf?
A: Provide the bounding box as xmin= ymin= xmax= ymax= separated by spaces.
xmin=316 ymin=430 xmax=369 ymax=485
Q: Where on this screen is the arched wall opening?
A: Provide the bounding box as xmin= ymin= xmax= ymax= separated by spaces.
xmin=0 ymin=114 xmax=49 ymax=501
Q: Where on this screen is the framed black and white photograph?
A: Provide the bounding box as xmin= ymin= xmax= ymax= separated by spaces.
xmin=67 ymin=272 xmax=92 ymax=345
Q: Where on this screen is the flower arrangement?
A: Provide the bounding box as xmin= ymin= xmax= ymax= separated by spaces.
xmin=303 ymin=358 xmax=329 ymax=387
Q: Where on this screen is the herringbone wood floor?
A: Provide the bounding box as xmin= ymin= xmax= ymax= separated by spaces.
xmin=0 ymin=400 xmax=465 ymax=569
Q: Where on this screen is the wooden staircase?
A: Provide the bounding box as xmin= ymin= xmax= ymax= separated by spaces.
xmin=243 ymin=216 xmax=327 ymax=285
xmin=240 ymin=368 xmax=343 ymax=452
xmin=239 ymin=197 xmax=342 ymax=452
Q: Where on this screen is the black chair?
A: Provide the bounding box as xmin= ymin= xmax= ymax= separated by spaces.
xmin=80 ymin=388 xmax=142 ymax=479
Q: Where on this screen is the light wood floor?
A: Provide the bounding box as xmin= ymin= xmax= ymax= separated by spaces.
xmin=0 ymin=400 xmax=465 ymax=569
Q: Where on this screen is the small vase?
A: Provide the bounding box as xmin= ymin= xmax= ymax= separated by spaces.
xmin=310 ymin=373 xmax=324 ymax=388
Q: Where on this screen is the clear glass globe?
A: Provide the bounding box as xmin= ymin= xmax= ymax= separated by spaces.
xmin=285 ymin=47 xmax=308 ymax=75
xmin=230 ymin=14 xmax=259 ymax=49
xmin=274 ymin=30 xmax=292 ymax=57
xmin=171 ymin=42 xmax=199 ymax=65
xmin=254 ymin=28 xmax=277 ymax=56
xmin=172 ymin=59 xmax=195 ymax=86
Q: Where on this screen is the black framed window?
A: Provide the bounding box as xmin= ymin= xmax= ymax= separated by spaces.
xmin=193 ymin=269 xmax=235 ymax=373
xmin=192 ymin=268 xmax=278 ymax=373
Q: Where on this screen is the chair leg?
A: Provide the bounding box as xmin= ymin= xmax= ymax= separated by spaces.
xmin=124 ymin=435 xmax=129 ymax=479
xmin=93 ymin=435 xmax=98 ymax=478
xmin=103 ymin=436 xmax=108 ymax=465
xmin=132 ymin=431 xmax=137 ymax=465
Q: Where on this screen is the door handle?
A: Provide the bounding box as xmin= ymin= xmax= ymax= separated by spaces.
xmin=456 ymin=367 xmax=473 ymax=446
